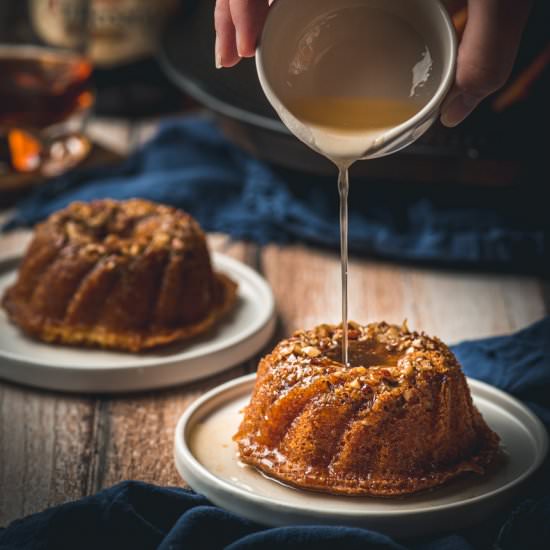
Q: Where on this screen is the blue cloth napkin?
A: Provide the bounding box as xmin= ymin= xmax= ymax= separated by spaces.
xmin=1 ymin=316 xmax=549 ymax=550
xmin=6 ymin=117 xmax=548 ymax=274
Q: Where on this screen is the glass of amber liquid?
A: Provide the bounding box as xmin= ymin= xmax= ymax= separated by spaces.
xmin=0 ymin=1 xmax=94 ymax=180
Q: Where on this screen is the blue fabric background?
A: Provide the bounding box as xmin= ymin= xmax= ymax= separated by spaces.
xmin=1 ymin=316 xmax=549 ymax=550
xmin=6 ymin=118 xmax=548 ymax=273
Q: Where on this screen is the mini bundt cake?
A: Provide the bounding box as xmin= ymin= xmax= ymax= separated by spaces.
xmin=234 ymin=321 xmax=499 ymax=496
xmin=2 ymin=199 xmax=237 ymax=352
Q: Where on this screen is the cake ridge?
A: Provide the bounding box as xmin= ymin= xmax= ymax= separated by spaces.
xmin=326 ymin=393 xmax=377 ymax=471
xmin=65 ymin=256 xmax=121 ymax=325
xmin=17 ymin=245 xmax=61 ymax=301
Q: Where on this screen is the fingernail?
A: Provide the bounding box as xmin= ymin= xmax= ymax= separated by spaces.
xmin=236 ymin=38 xmax=244 ymax=58
xmin=215 ymin=36 xmax=222 ymax=69
xmin=440 ymin=93 xmax=479 ymax=127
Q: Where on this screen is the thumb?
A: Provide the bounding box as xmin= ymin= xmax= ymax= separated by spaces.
xmin=441 ymin=0 xmax=532 ymax=127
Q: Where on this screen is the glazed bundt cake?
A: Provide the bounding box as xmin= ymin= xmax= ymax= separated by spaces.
xmin=234 ymin=321 xmax=499 ymax=496
xmin=2 ymin=199 xmax=237 ymax=352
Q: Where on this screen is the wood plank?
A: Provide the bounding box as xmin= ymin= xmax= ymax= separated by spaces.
xmin=261 ymin=244 xmax=546 ymax=343
xmin=96 ymin=365 xmax=247 ymax=489
xmin=0 ymin=383 xmax=96 ymax=526
xmin=358 ymin=262 xmax=545 ymax=342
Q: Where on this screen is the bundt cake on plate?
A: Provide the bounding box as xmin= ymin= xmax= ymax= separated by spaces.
xmin=234 ymin=321 xmax=500 ymax=497
xmin=2 ymin=199 xmax=237 ymax=352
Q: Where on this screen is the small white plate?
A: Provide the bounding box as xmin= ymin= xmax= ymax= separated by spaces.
xmin=175 ymin=373 xmax=548 ymax=538
xmin=0 ymin=254 xmax=275 ymax=393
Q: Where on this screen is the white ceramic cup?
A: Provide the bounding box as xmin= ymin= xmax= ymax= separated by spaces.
xmin=256 ymin=0 xmax=457 ymax=161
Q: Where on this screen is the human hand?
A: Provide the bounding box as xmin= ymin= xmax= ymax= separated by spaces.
xmin=441 ymin=0 xmax=532 ymax=126
xmin=214 ymin=0 xmax=269 ymax=68
xmin=213 ymin=0 xmax=532 ymax=127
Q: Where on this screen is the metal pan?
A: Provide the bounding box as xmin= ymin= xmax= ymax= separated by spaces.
xmin=159 ymin=0 xmax=547 ymax=186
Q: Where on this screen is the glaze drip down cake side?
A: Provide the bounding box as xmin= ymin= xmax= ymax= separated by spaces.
xmin=2 ymin=199 xmax=237 ymax=352
xmin=234 ymin=322 xmax=500 ymax=497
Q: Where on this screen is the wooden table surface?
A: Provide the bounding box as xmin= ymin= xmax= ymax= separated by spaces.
xmin=0 ymin=119 xmax=548 ymax=527
xmin=1 ymin=235 xmax=548 ymax=526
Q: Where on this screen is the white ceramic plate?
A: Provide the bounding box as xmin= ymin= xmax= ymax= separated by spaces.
xmin=174 ymin=373 xmax=548 ymax=538
xmin=0 ymin=254 xmax=275 ymax=393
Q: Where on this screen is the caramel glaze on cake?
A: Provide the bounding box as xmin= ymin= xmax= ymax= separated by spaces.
xmin=2 ymin=199 xmax=237 ymax=352
xmin=234 ymin=322 xmax=499 ymax=497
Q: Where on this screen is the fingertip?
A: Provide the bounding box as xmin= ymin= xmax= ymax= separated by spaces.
xmin=440 ymin=111 xmax=460 ymax=128
xmin=440 ymin=93 xmax=479 ymax=127
xmin=235 ymin=28 xmax=259 ymax=58
xmin=215 ymin=36 xmax=222 ymax=68
xmin=230 ymin=0 xmax=269 ymax=58
xmin=214 ymin=0 xmax=240 ymax=68
xmin=215 ymin=38 xmax=241 ymax=68
xmin=235 ymin=30 xmax=259 ymax=58
xmin=215 ymin=34 xmax=241 ymax=68
xmin=221 ymin=56 xmax=242 ymax=68
xmin=236 ymin=39 xmax=256 ymax=58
